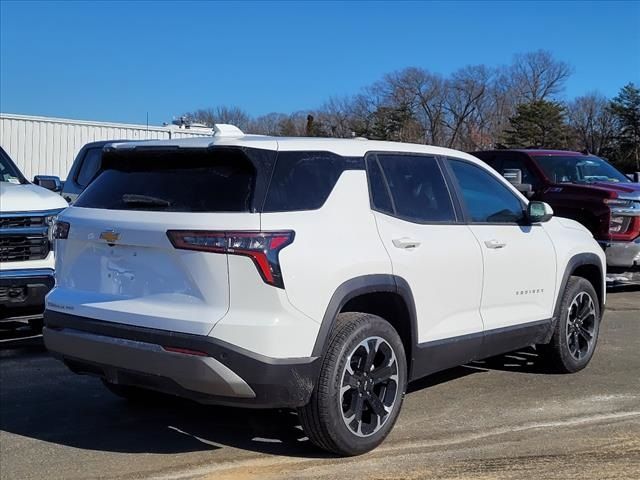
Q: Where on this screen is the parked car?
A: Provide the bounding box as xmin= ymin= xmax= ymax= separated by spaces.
xmin=61 ymin=140 xmax=128 ymax=203
xmin=44 ymin=127 xmax=605 ymax=455
xmin=0 ymin=146 xmax=68 ymax=328
xmin=472 ymin=149 xmax=640 ymax=285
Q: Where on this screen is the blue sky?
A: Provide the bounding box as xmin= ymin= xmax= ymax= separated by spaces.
xmin=1 ymin=1 xmax=639 ymax=126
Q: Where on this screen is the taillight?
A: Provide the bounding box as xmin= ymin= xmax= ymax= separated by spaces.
xmin=53 ymin=221 xmax=70 ymax=239
xmin=166 ymin=230 xmax=294 ymax=288
xmin=609 ymin=215 xmax=631 ymax=234
xmin=604 ymin=198 xmax=640 ymax=241
xmin=608 ymin=215 xmax=640 ymax=241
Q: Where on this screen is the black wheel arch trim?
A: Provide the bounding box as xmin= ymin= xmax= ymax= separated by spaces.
xmin=546 ymin=252 xmax=605 ymax=343
xmin=312 ymin=274 xmax=419 ymax=375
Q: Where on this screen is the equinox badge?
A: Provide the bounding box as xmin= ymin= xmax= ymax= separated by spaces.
xmin=100 ymin=230 xmax=120 ymax=243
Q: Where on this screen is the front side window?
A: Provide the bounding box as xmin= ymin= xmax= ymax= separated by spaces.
xmin=374 ymin=154 xmax=456 ymax=223
xmin=76 ymin=148 xmax=103 ymax=188
xmin=533 ymin=155 xmax=630 ymax=184
xmin=449 ymin=159 xmax=524 ymax=223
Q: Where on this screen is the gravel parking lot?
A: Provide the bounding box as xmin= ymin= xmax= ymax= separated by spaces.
xmin=1 ymin=289 xmax=638 ymax=480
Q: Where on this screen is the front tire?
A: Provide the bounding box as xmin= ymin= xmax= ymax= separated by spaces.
xmin=538 ymin=276 xmax=601 ymax=373
xmin=298 ymin=312 xmax=407 ymax=456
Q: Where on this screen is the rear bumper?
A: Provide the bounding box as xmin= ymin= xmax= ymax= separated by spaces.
xmin=0 ymin=269 xmax=54 ymax=320
xmin=43 ymin=310 xmax=320 ymax=408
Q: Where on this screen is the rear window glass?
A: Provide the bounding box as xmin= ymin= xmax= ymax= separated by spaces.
xmin=74 ymin=149 xmax=255 ymax=212
xmin=263 ymin=151 xmax=362 ymax=212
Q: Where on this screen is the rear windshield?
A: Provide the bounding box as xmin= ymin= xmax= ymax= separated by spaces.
xmin=74 ymin=149 xmax=256 ymax=212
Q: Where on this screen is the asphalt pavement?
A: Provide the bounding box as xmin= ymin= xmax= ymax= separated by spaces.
xmin=1 ymin=289 xmax=638 ymax=480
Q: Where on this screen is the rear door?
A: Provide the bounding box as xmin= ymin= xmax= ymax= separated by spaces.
xmin=49 ymin=146 xmax=272 ymax=335
xmin=367 ymin=153 xmax=485 ymax=375
xmin=446 ymin=158 xmax=556 ymax=334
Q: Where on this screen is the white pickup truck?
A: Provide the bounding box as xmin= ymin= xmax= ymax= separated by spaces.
xmin=0 ymin=146 xmax=67 ymax=328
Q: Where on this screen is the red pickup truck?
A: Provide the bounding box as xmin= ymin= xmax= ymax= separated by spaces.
xmin=473 ymin=149 xmax=640 ymax=285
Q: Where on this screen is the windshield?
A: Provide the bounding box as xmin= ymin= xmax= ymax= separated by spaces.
xmin=533 ymin=155 xmax=630 ymax=184
xmin=0 ymin=148 xmax=27 ymax=184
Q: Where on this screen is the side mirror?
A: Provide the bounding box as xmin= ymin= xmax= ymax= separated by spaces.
xmin=33 ymin=175 xmax=62 ymax=192
xmin=527 ymin=201 xmax=553 ymax=223
xmin=502 ymin=168 xmax=533 ymax=198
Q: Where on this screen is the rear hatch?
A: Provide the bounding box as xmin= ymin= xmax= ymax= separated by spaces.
xmin=49 ymin=145 xmax=275 ymax=335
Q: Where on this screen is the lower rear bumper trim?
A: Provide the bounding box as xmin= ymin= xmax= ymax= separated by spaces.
xmin=44 ymin=310 xmax=320 ymax=408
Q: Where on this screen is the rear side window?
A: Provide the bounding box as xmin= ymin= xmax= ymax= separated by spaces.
xmin=75 ymin=148 xmax=102 ymax=188
xmin=374 ymin=154 xmax=456 ymax=223
xmin=263 ymin=151 xmax=362 ymax=212
xmin=75 ymin=149 xmax=256 ymax=212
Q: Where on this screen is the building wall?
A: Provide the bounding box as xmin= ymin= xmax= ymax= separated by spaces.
xmin=0 ymin=113 xmax=212 ymax=179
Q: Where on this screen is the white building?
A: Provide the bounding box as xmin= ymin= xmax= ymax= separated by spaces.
xmin=0 ymin=113 xmax=212 ymax=179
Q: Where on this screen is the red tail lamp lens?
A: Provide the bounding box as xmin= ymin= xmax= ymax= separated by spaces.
xmin=166 ymin=230 xmax=294 ymax=288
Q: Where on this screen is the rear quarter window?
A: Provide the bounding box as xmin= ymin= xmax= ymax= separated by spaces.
xmin=74 ymin=149 xmax=256 ymax=212
xmin=263 ymin=151 xmax=363 ymax=212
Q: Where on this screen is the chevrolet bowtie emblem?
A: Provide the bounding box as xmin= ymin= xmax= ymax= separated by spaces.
xmin=100 ymin=230 xmax=120 ymax=243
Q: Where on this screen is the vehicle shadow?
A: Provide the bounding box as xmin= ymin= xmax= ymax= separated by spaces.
xmin=0 ymin=344 xmax=551 ymax=458
xmin=0 ymin=344 xmax=330 ymax=458
xmin=471 ymin=346 xmax=557 ymax=374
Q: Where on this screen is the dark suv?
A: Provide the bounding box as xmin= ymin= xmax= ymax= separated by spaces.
xmin=473 ymin=149 xmax=640 ymax=284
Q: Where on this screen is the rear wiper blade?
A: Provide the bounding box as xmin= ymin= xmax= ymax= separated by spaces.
xmin=122 ymin=194 xmax=171 ymax=207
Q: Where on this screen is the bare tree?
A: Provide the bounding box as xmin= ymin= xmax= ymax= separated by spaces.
xmin=183 ymin=106 xmax=251 ymax=130
xmin=509 ymin=50 xmax=572 ymax=102
xmin=443 ymin=65 xmax=490 ymax=148
xmin=316 ymin=96 xmax=355 ymax=137
xmin=567 ymin=93 xmax=616 ymax=155
xmin=247 ymin=112 xmax=288 ymax=135
xmin=178 ymin=50 xmax=594 ymax=153
xmin=382 ymin=67 xmax=447 ymax=144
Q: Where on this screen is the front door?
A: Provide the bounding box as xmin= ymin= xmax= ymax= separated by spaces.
xmin=446 ymin=158 xmax=557 ymax=337
xmin=367 ymin=153 xmax=485 ymax=376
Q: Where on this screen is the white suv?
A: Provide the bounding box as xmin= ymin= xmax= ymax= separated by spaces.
xmin=44 ymin=126 xmax=606 ymax=455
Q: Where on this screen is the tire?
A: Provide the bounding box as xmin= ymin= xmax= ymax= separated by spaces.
xmin=101 ymin=380 xmax=165 ymax=403
xmin=298 ymin=312 xmax=407 ymax=456
xmin=538 ymin=276 xmax=601 ymax=373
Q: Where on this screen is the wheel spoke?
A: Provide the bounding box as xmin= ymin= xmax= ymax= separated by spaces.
xmin=339 ymin=335 xmax=400 ymax=437
xmin=362 ymin=338 xmax=378 ymax=373
xmin=371 ymin=364 xmax=396 ymax=384
xmin=577 ymin=294 xmax=590 ymax=318
xmin=569 ymin=331 xmax=579 ymax=356
xmin=367 ymin=393 xmax=389 ymax=417
xmin=343 ymin=371 xmax=359 ymax=389
xmin=577 ymin=326 xmax=593 ymax=343
xmin=565 ymin=291 xmax=598 ymax=361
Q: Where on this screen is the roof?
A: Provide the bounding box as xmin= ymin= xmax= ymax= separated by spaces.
xmin=107 ymin=134 xmax=482 ymax=163
xmin=479 ymin=149 xmax=586 ymax=156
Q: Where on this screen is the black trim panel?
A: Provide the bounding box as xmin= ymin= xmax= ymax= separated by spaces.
xmin=44 ymin=310 xmax=320 ymax=408
xmin=311 ymin=274 xmax=418 ymax=359
xmin=411 ymin=319 xmax=552 ymax=380
xmin=543 ymin=252 xmax=605 ymax=343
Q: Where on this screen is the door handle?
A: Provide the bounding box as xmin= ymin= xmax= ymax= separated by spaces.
xmin=392 ymin=237 xmax=421 ymax=249
xmin=484 ymin=239 xmax=507 ymax=249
